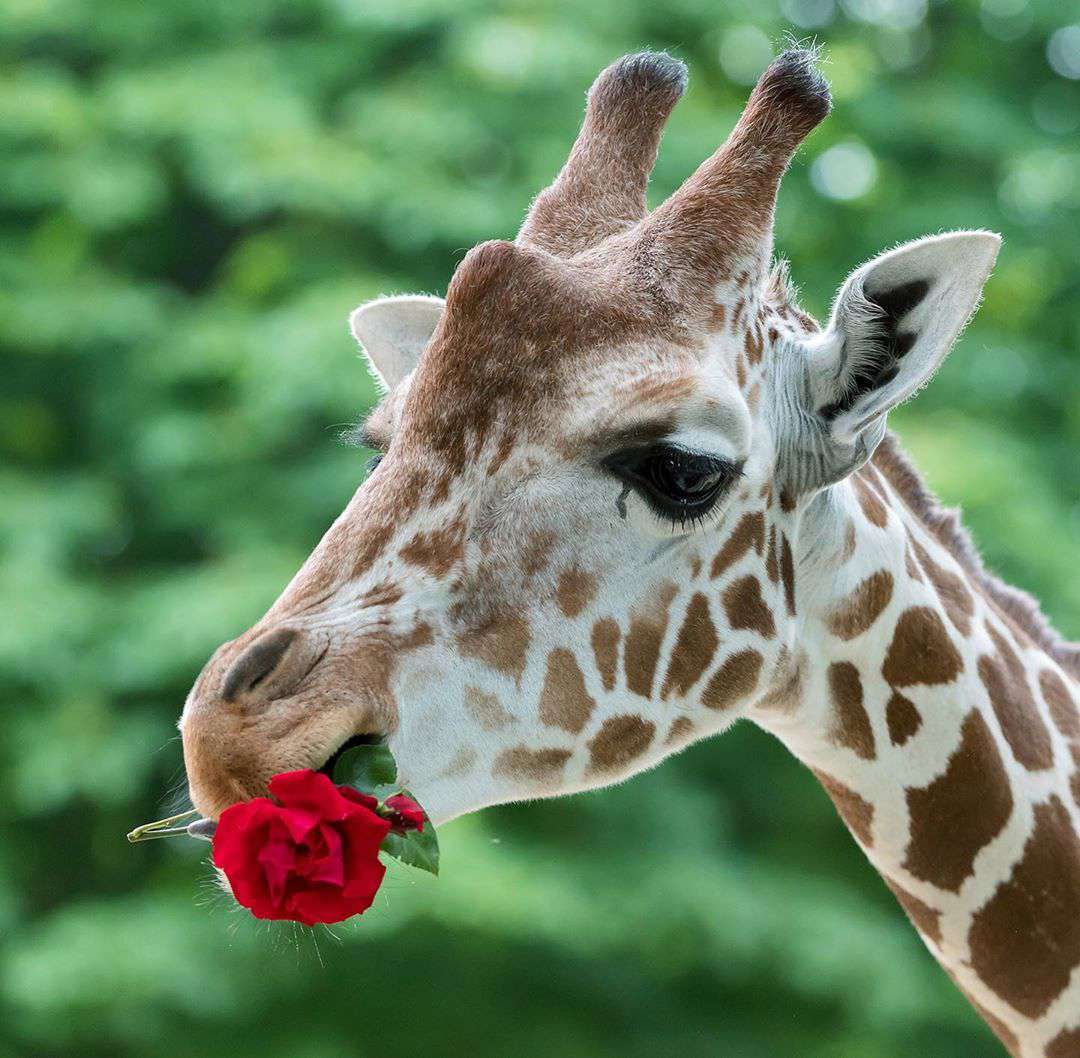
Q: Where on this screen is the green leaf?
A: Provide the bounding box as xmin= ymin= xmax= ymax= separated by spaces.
xmin=331 ymin=741 xmax=397 ymax=797
xmin=332 ymin=746 xmax=440 ymax=873
xmin=381 ymin=816 xmax=440 ymax=877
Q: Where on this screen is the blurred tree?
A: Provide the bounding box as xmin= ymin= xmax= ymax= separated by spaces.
xmin=1 ymin=1 xmax=1077 ymax=1056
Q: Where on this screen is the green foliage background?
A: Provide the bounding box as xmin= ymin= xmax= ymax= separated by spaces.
xmin=1 ymin=1 xmax=1077 ymax=1055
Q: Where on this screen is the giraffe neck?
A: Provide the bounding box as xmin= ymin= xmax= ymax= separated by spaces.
xmin=750 ymin=459 xmax=1080 ymax=1057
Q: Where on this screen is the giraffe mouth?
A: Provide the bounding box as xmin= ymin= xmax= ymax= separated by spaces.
xmin=317 ymin=733 xmax=382 ymax=780
xmin=183 ymin=734 xmax=380 ymax=842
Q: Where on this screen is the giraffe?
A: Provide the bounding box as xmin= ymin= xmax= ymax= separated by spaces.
xmin=178 ymin=49 xmax=1080 ymax=1056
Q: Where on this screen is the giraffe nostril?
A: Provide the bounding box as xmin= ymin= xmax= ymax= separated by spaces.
xmin=221 ymin=627 xmax=300 ymax=701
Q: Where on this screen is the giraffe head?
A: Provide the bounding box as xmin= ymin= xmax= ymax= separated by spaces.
xmin=180 ymin=50 xmax=999 ymax=824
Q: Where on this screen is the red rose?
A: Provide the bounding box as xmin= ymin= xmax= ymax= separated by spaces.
xmin=213 ymin=770 xmax=391 ymax=926
xmin=384 ymin=794 xmax=425 ymax=832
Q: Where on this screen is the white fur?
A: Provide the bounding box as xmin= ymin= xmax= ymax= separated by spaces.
xmin=808 ymin=231 xmax=1001 ymax=445
xmin=349 ymin=294 xmax=445 ymax=391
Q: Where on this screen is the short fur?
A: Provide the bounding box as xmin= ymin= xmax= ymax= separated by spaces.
xmin=872 ymin=432 xmax=1080 ymax=678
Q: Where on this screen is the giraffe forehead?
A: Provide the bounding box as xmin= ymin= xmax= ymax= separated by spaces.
xmin=408 ymin=326 xmax=696 ymax=435
xmin=400 ymin=251 xmax=782 ymax=464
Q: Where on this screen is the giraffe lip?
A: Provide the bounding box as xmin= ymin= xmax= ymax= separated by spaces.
xmin=317 ymin=733 xmax=381 ymax=780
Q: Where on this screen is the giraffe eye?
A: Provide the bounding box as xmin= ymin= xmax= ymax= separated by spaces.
xmin=602 ymin=445 xmax=741 ymax=528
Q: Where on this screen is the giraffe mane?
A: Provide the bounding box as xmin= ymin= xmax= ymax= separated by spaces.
xmin=872 ymin=431 xmax=1080 ymax=678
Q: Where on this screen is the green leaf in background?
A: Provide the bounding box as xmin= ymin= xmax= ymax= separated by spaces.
xmin=332 ymin=741 xmax=398 ymax=798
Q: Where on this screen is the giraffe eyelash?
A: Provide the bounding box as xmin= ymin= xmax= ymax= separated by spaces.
xmin=602 ymin=444 xmax=743 ymax=530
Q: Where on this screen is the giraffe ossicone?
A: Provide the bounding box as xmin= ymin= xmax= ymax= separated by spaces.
xmin=179 ymin=48 xmax=1080 ymax=1057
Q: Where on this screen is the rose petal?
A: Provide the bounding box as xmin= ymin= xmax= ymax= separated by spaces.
xmin=268 ymin=770 xmax=357 ymax=821
xmin=257 ymin=836 xmax=298 ymax=904
xmin=338 ymin=786 xmax=380 ymax=812
xmin=301 ymin=823 xmax=346 ymax=887
xmin=213 ymin=771 xmax=400 ymax=925
xmin=295 ymin=857 xmax=386 ymax=923
xmin=340 ymin=821 xmax=390 ymax=891
xmin=285 ymin=883 xmax=358 ymax=926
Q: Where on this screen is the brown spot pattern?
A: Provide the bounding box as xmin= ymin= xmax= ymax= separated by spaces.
xmin=1046 ymin=1026 xmax=1080 ymax=1058
xmin=979 ymin=625 xmax=1054 ymax=772
xmin=494 ymin=746 xmax=572 ymax=786
xmin=882 ymin=607 xmax=963 ymax=688
xmin=710 ymin=511 xmax=765 ymax=579
xmin=440 ymin=745 xmax=478 ymax=780
xmin=910 ymin=537 xmax=974 ymax=636
xmin=854 ymin=474 xmax=888 ymax=528
xmin=827 ymin=662 xmax=876 ymax=760
xmin=860 ymin=463 xmax=889 ymax=501
xmin=359 ymin=581 xmax=403 ymax=609
xmin=520 ymin=529 xmax=556 ymax=578
xmin=665 ymin=716 xmax=696 ymax=746
xmin=755 ymin=648 xmax=803 ymax=712
xmin=398 ymin=520 xmax=464 ymax=578
xmin=486 ymin=430 xmax=515 ymax=477
xmin=886 ymin=880 xmax=942 ymax=945
xmin=904 ymin=538 xmax=923 ymax=582
xmin=780 ymin=533 xmax=796 ymax=616
xmin=701 ymin=649 xmax=763 ymax=710
xmin=840 ymin=520 xmax=857 ymax=564
xmin=765 ymin=525 xmax=780 ymax=583
xmin=458 ymin=616 xmax=531 ymax=682
xmin=340 ymin=465 xmax=428 ymax=583
xmin=722 ymin=575 xmax=775 ymax=638
xmin=904 ymin=710 xmax=1013 ymax=892
xmin=539 ymin=648 xmax=596 ymax=734
xmin=465 ymin=685 xmax=513 ymax=731
xmin=815 ymin=770 xmax=874 ymax=846
xmin=624 ymin=583 xmax=677 ymax=698
xmin=826 ymin=570 xmax=893 ymax=641
xmin=967 ymin=999 xmax=1021 ymax=1056
xmin=885 ymin=690 xmax=922 ymax=746
xmin=555 ymin=567 xmax=598 ymax=619
xmin=587 ymin=715 xmax=656 ymax=775
xmin=661 ymin=592 xmax=718 ymax=699
xmin=872 ymin=433 xmax=1078 ymax=688
xmin=591 ymin=618 xmax=620 ymax=692
xmin=968 ymin=796 xmax=1080 ymax=1019
xmin=744 ymin=326 xmax=764 ymax=366
xmin=1041 ymin=667 xmax=1078 ymax=740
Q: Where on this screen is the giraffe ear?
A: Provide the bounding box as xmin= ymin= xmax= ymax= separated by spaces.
xmin=349 ymin=294 xmax=445 ymax=390
xmin=806 ymin=231 xmax=1001 ymax=451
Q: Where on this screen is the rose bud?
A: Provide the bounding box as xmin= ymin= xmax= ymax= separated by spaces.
xmin=383 ymin=794 xmax=425 ymax=832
